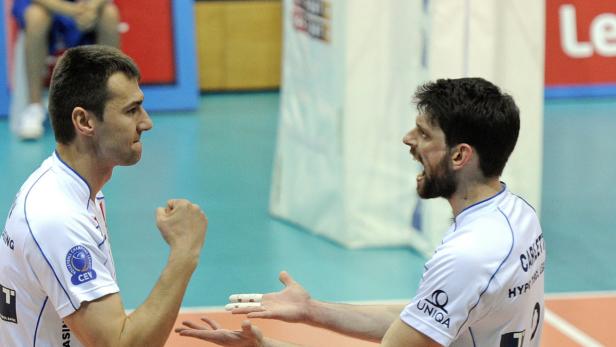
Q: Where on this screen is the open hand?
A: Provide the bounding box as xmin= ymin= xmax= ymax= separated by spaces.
xmin=226 ymin=272 xmax=311 ymax=323
xmin=176 ymin=318 xmax=264 ymax=347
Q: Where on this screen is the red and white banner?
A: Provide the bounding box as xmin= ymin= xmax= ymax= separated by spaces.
xmin=546 ymin=0 xmax=616 ymax=86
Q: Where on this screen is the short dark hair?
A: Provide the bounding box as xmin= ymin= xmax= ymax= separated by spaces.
xmin=414 ymin=77 xmax=520 ymax=177
xmin=48 ymin=45 xmax=140 ymax=144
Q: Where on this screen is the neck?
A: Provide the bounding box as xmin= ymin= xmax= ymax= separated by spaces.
xmin=56 ymin=142 xmax=113 ymax=201
xmin=448 ymin=178 xmax=502 ymax=217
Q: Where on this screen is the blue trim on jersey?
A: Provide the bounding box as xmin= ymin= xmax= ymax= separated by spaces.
xmin=54 ymin=150 xmax=93 ymax=207
xmin=455 ymin=183 xmax=506 ymax=220
xmin=24 ymin=168 xmax=78 ymax=311
xmin=513 ymin=193 xmax=536 ymax=212
xmin=97 ymin=234 xmax=107 ymax=248
xmin=33 ymin=296 xmax=48 ymax=347
xmin=455 ymin=207 xmax=515 ymax=336
xmin=469 ymin=327 xmax=476 ymax=347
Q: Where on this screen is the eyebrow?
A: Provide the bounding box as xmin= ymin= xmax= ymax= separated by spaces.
xmin=122 ymin=99 xmax=143 ymax=111
xmin=416 ymin=121 xmax=430 ymax=134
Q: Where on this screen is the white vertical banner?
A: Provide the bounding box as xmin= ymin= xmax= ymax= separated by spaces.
xmin=270 ymin=0 xmax=347 ymax=239
xmin=271 ymin=0 xmax=437 ymax=255
xmin=424 ymin=0 xmax=545 ymax=236
xmin=341 ymin=0 xmax=436 ymax=253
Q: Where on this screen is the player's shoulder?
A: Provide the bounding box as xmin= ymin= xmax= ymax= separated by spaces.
xmin=455 ymin=209 xmax=514 ymax=247
xmin=439 ymin=213 xmax=515 ymax=272
xmin=22 ymin=170 xmax=91 ymax=230
xmin=24 ymin=172 xmax=74 ymax=210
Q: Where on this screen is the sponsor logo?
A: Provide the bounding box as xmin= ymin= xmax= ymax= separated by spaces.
xmin=509 ymin=261 xmax=545 ymax=299
xmin=425 ymin=289 xmax=449 ymax=313
xmin=546 ymin=0 xmax=616 ymax=85
xmin=0 ymin=284 xmax=17 ymax=323
xmin=1 ymin=229 xmax=15 ymax=251
xmin=293 ymin=0 xmax=331 ymax=42
xmin=520 ymin=233 xmax=545 ymax=272
xmin=559 ymin=4 xmax=616 ymax=58
xmin=65 ymin=245 xmax=97 ymax=285
xmin=62 ymin=322 xmax=71 ymax=346
xmin=415 ymin=289 xmax=450 ymax=328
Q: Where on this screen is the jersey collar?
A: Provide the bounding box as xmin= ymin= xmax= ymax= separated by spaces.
xmin=454 ymin=182 xmax=508 ymax=226
xmin=52 ymin=150 xmax=93 ymax=207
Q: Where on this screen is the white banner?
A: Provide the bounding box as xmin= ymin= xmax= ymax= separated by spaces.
xmin=271 ymin=0 xmax=435 ymax=254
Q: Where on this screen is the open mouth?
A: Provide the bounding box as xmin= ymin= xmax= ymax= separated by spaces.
xmin=412 ymin=153 xmax=425 ymax=182
xmin=417 ymin=171 xmax=425 ymax=182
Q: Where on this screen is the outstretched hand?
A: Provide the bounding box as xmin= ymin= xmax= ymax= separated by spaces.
xmin=176 ymin=317 xmax=264 ymax=347
xmin=225 ymin=271 xmax=312 ymax=323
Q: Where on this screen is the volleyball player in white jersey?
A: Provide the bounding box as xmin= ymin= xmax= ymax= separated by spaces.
xmin=176 ymin=78 xmax=545 ymax=347
xmin=0 ymin=45 xmax=208 ymax=346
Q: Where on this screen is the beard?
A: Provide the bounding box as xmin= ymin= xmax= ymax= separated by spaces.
xmin=417 ymin=155 xmax=457 ymax=199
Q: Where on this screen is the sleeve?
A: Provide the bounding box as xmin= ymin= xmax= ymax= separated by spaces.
xmin=11 ymin=0 xmax=31 ymax=28
xmin=24 ymin=209 xmax=119 ymax=319
xmin=399 ymin=232 xmax=507 ymax=346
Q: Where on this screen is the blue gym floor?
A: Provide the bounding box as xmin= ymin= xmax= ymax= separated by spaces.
xmin=1 ymin=92 xmax=615 ymax=310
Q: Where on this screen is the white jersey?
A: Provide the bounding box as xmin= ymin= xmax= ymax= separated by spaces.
xmin=0 ymin=151 xmax=119 ymax=347
xmin=401 ymin=184 xmax=545 ymax=347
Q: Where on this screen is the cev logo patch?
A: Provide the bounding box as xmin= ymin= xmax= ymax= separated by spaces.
xmin=65 ymin=245 xmax=97 ymax=285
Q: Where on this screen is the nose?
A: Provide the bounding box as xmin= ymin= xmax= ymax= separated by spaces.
xmin=402 ymin=128 xmax=417 ymax=147
xmin=139 ymin=110 xmax=153 ymax=132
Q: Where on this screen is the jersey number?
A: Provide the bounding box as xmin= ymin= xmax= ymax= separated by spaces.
xmin=500 ymin=302 xmax=542 ymax=347
xmin=500 ymin=330 xmax=525 ymax=347
xmin=530 ymin=302 xmax=541 ymax=340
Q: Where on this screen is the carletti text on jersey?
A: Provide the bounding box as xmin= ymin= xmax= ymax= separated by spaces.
xmin=520 ymin=233 xmax=544 ymax=272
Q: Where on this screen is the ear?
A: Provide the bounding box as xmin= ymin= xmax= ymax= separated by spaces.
xmin=72 ymin=107 xmax=96 ymax=137
xmin=450 ymin=143 xmax=474 ymax=171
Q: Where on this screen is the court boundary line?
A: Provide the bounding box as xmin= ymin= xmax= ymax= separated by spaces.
xmin=545 ymin=290 xmax=616 ymax=300
xmin=544 ymin=308 xmax=605 ymax=347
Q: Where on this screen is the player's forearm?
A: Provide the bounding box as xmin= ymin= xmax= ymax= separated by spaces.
xmin=33 ymin=0 xmax=80 ymax=17
xmin=87 ymin=0 xmax=108 ymax=11
xmin=118 ymin=251 xmax=198 ymax=347
xmin=306 ymin=301 xmax=404 ymax=342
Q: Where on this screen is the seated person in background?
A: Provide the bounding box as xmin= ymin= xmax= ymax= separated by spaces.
xmin=12 ymin=0 xmax=120 ymax=140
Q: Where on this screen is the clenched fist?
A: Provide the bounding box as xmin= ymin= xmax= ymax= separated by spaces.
xmin=156 ymin=199 xmax=207 ymax=258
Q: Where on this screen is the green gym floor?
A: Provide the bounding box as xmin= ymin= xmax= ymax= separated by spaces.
xmin=1 ymin=93 xmax=615 ymax=341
